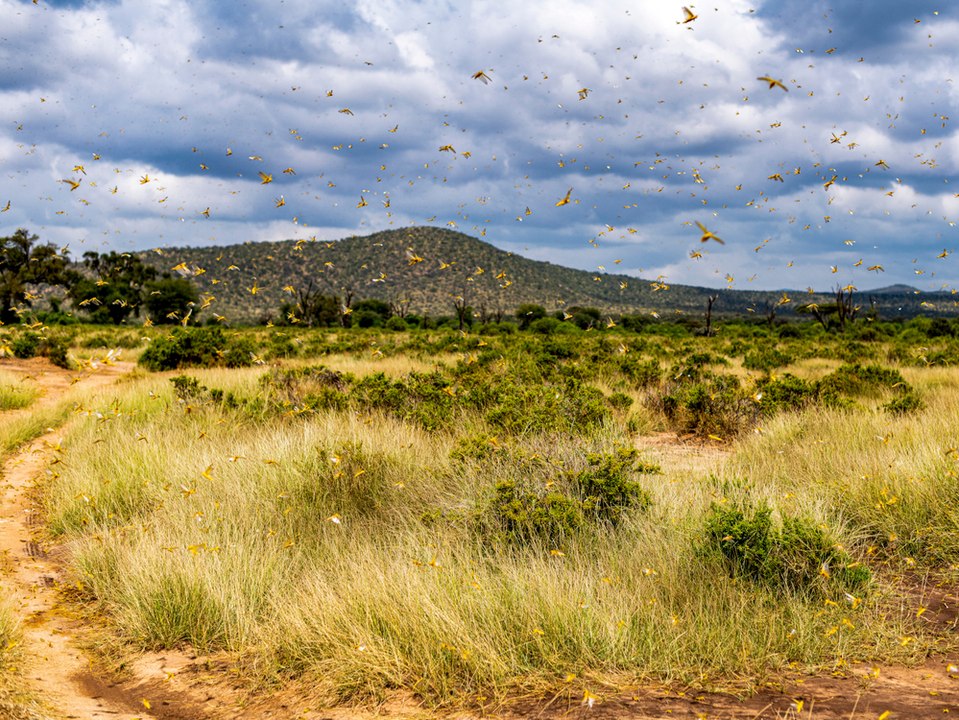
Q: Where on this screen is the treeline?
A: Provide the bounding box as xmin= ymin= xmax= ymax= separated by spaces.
xmin=1 ymin=228 xmax=199 ymax=326
xmin=4 ymin=228 xmax=958 ymax=339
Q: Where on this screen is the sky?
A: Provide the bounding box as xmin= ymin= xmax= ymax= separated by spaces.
xmin=0 ymin=0 xmax=957 ymax=292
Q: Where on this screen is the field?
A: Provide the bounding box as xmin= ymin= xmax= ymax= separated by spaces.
xmin=0 ymin=319 xmax=958 ymax=719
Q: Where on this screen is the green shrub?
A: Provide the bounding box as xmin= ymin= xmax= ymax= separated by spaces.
xmin=884 ymin=390 xmax=923 ymax=415
xmin=658 ymin=373 xmax=755 ymax=438
xmin=9 ymin=331 xmax=71 ymax=368
xmin=139 ymin=327 xmax=229 ymax=371
xmin=619 ymin=357 xmax=661 ymax=387
xmin=702 ymin=501 xmax=870 ymax=596
xmin=11 ymin=331 xmax=40 ymax=358
xmin=743 ymin=347 xmax=793 ymax=372
xmin=266 ymin=332 xmax=300 ymax=358
xmin=169 ymin=375 xmax=207 ymax=401
xmin=224 ymin=336 xmax=257 ymax=368
xmin=756 ymin=374 xmax=816 ymax=414
xmin=816 ymin=363 xmax=907 ymax=398
xmin=482 ymin=480 xmax=584 ymax=546
xmin=570 ymin=448 xmax=654 ymax=526
xmin=449 ymin=434 xmax=502 ymax=463
xmin=42 ymin=336 xmax=71 ymax=368
xmin=607 ymin=392 xmax=633 ymax=412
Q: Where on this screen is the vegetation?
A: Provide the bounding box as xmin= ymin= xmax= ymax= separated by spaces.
xmin=0 ymin=370 xmax=38 ymax=411
xmin=1 ymin=317 xmax=954 ymax=710
xmin=0 ymin=229 xmax=71 ymax=325
xmin=3 ymin=246 xmax=959 ymax=710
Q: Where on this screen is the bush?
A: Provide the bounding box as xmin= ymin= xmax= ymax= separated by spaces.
xmin=528 ymin=317 xmax=561 ymax=335
xmin=658 ymin=373 xmax=755 ymax=438
xmin=9 ymin=331 xmax=71 ymax=368
xmin=482 ymin=480 xmax=584 ymax=546
xmin=169 ymin=375 xmax=207 ymax=401
xmin=816 ymin=363 xmax=906 ymax=398
xmin=224 ymin=336 xmax=257 ymax=368
xmin=570 ymin=448 xmax=654 ymax=526
xmin=11 ymin=331 xmax=40 ymax=358
xmin=884 ymin=390 xmax=923 ymax=415
xmin=139 ymin=327 xmax=225 ymax=371
xmin=702 ymin=501 xmax=870 ymax=596
xmin=743 ymin=347 xmax=793 ymax=372
xmin=756 ymin=374 xmax=816 ymax=414
xmin=620 ymin=357 xmax=661 ymax=388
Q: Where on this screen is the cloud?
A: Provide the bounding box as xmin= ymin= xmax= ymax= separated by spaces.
xmin=0 ymin=0 xmax=957 ymax=294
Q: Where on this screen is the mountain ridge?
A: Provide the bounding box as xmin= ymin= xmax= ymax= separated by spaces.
xmin=136 ymin=227 xmax=956 ymax=323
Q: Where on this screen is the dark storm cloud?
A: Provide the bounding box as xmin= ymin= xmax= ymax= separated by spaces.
xmin=0 ymin=0 xmax=957 ymax=292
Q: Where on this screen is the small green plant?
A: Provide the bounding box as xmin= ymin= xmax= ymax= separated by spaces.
xmin=884 ymin=389 xmax=923 ymax=415
xmin=11 ymin=331 xmax=40 ymax=358
xmin=755 ymin=373 xmax=816 ymax=415
xmin=657 ymin=373 xmax=755 ymax=438
xmin=743 ymin=347 xmax=793 ymax=372
xmin=169 ymin=374 xmax=207 ymax=401
xmin=619 ymin=357 xmax=661 ymax=388
xmin=139 ymin=327 xmax=228 ymax=371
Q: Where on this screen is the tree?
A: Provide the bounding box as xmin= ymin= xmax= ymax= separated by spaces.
xmin=0 ymin=229 xmax=71 ymax=324
xmin=144 ymin=275 xmax=200 ymax=324
xmin=515 ymin=303 xmax=546 ymax=330
xmin=453 ymin=294 xmax=473 ymax=331
xmin=353 ymin=298 xmax=392 ymax=328
xmin=566 ymin=306 xmax=601 ymax=330
xmin=703 ymin=294 xmax=718 ymax=337
xmin=68 ymin=251 xmax=157 ymax=324
xmin=282 ymin=279 xmax=342 ymax=326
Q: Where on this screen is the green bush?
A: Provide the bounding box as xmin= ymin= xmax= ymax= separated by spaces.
xmin=224 ymin=336 xmax=257 ymax=368
xmin=884 ymin=390 xmax=923 ymax=415
xmin=816 ymin=363 xmax=907 ymax=398
xmin=138 ymin=327 xmax=257 ymax=371
xmin=169 ymin=375 xmax=207 ymax=401
xmin=570 ymin=448 xmax=655 ymax=526
xmin=702 ymin=501 xmax=870 ymax=596
xmin=658 ymin=373 xmax=755 ymax=438
xmin=11 ymin=331 xmax=40 ymax=358
xmin=482 ymin=480 xmax=584 ymax=546
xmin=743 ymin=347 xmax=793 ymax=372
xmin=756 ymin=374 xmax=816 ymax=414
xmin=620 ymin=357 xmax=661 ymax=387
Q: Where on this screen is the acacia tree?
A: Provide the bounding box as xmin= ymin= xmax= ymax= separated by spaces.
xmin=68 ymin=251 xmax=157 ymax=324
xmin=283 ymin=279 xmax=341 ymax=326
xmin=144 ymin=275 xmax=200 ymax=324
xmin=0 ymin=229 xmax=71 ymax=324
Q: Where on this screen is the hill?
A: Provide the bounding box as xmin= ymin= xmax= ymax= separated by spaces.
xmin=137 ymin=227 xmax=957 ymax=323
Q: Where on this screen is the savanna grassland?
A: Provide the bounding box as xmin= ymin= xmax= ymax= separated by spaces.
xmin=1 ymin=317 xmax=958 ymax=717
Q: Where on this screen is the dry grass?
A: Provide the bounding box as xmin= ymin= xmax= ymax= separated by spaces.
xmin=32 ymin=357 xmax=950 ymax=706
xmin=0 ymin=371 xmax=38 ymax=412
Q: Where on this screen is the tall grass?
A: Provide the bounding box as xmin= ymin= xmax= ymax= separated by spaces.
xmin=41 ymin=362 xmax=943 ymax=705
xmin=0 ymin=591 xmax=47 ymax=720
xmin=0 ymin=371 xmax=38 ymax=412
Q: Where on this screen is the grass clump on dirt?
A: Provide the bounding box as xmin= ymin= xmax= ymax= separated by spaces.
xmin=0 ymin=371 xmax=38 ymax=411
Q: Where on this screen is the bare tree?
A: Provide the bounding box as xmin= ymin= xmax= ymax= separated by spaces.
xmin=835 ymin=284 xmax=859 ymax=331
xmin=704 ymin=294 xmax=718 ymax=336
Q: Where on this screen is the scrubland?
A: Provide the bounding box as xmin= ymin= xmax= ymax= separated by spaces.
xmin=3 ymin=319 xmax=958 ymax=708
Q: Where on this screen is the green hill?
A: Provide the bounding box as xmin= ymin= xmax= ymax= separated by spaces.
xmin=136 ymin=227 xmax=956 ymax=324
